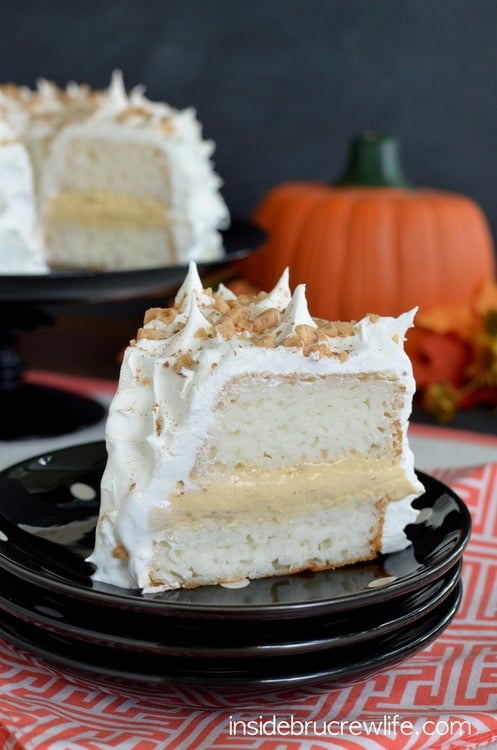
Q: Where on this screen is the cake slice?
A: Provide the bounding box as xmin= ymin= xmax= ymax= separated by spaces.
xmin=88 ymin=263 xmax=424 ymax=592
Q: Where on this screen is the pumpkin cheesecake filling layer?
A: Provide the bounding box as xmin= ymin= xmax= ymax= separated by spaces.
xmin=44 ymin=190 xmax=177 ymax=270
xmin=151 ymin=459 xmax=416 ymax=524
xmin=44 ymin=191 xmax=169 ymax=228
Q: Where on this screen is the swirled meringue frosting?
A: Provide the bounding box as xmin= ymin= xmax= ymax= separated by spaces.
xmin=88 ymin=263 xmax=424 ymax=592
xmin=0 ymin=71 xmax=229 ymax=273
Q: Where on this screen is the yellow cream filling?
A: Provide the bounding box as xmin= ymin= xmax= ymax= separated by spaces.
xmin=44 ymin=191 xmax=168 ymax=228
xmin=149 ymin=458 xmax=416 ymax=526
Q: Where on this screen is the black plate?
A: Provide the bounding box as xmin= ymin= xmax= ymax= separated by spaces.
xmin=0 ymin=442 xmax=471 ymax=621
xmin=0 ymin=557 xmax=462 ymax=658
xmin=0 ymin=218 xmax=264 ymax=303
xmin=0 ymin=582 xmax=462 ymax=698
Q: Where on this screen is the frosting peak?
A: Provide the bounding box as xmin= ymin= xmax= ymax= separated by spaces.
xmin=137 ymin=262 xmax=417 ymax=364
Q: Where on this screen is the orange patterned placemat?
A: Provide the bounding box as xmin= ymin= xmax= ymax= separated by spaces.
xmin=23 ymin=369 xmax=118 ymax=397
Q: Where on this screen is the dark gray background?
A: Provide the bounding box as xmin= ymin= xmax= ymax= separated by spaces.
xmin=2 ymin=0 xmax=497 ymax=242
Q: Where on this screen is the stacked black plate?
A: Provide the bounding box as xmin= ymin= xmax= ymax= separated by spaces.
xmin=0 ymin=442 xmax=470 ymax=703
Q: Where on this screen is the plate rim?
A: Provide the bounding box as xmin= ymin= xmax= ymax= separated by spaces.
xmin=0 ymin=556 xmax=462 ymax=659
xmin=0 ymin=582 xmax=463 ymax=692
xmin=0 ymin=217 xmax=265 ymax=303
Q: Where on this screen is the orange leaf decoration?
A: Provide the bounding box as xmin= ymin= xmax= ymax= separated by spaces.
xmin=473 ymin=279 xmax=497 ymax=317
xmin=405 ymin=329 xmax=471 ymax=390
xmin=415 ymin=305 xmax=477 ymax=341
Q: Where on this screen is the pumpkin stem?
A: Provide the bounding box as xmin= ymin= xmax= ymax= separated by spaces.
xmin=336 ymin=131 xmax=412 ymax=188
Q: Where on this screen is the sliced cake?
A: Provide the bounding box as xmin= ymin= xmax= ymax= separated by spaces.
xmin=88 ymin=263 xmax=424 ymax=592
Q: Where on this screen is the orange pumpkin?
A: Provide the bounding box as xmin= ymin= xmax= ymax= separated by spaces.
xmin=237 ymin=132 xmax=496 ymax=322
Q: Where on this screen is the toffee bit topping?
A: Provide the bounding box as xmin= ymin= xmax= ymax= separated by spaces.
xmin=318 ymin=321 xmax=357 ymax=338
xmin=254 ymin=334 xmax=275 ymax=348
xmin=172 ymin=352 xmax=197 ymax=374
xmin=213 ymin=296 xmax=230 ymax=314
xmin=143 ymin=307 xmax=176 ymax=325
xmin=252 ymin=308 xmax=280 ymax=333
xmin=135 ymin=272 xmax=363 ymax=362
xmin=282 ymin=334 xmax=302 ymax=348
xmin=295 ymin=324 xmax=318 ymax=343
xmin=158 ymin=121 xmax=176 ymax=135
xmin=226 ymin=306 xmax=252 ymax=330
xmin=216 ymin=318 xmax=237 ymax=339
xmin=112 ymin=545 xmax=129 ymax=560
xmin=136 ymin=327 xmax=168 ymax=341
xmin=303 ymin=342 xmax=332 ymax=357
xmin=116 ymin=105 xmax=153 ymax=121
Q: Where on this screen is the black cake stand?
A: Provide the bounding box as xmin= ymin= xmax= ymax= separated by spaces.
xmin=0 ymin=219 xmax=264 ymax=441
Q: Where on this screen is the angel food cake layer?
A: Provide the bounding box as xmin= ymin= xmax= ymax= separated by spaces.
xmin=88 ymin=264 xmax=424 ymax=592
xmin=0 ymin=71 xmax=229 ymax=273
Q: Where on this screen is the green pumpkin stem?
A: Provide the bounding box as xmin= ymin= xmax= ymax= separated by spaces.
xmin=336 ymin=131 xmax=412 ymax=188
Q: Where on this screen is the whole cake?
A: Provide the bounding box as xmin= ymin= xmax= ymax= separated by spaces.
xmin=0 ymin=118 xmax=48 ymax=273
xmin=88 ymin=263 xmax=424 ymax=593
xmin=0 ymin=71 xmax=229 ymax=273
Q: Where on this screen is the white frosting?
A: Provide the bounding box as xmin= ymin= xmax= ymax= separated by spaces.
xmin=0 ymin=118 xmax=48 ymax=273
xmin=88 ymin=263 xmax=424 ymax=591
xmin=382 ymin=492 xmax=419 ymax=553
xmin=0 ymin=70 xmax=229 ymax=271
